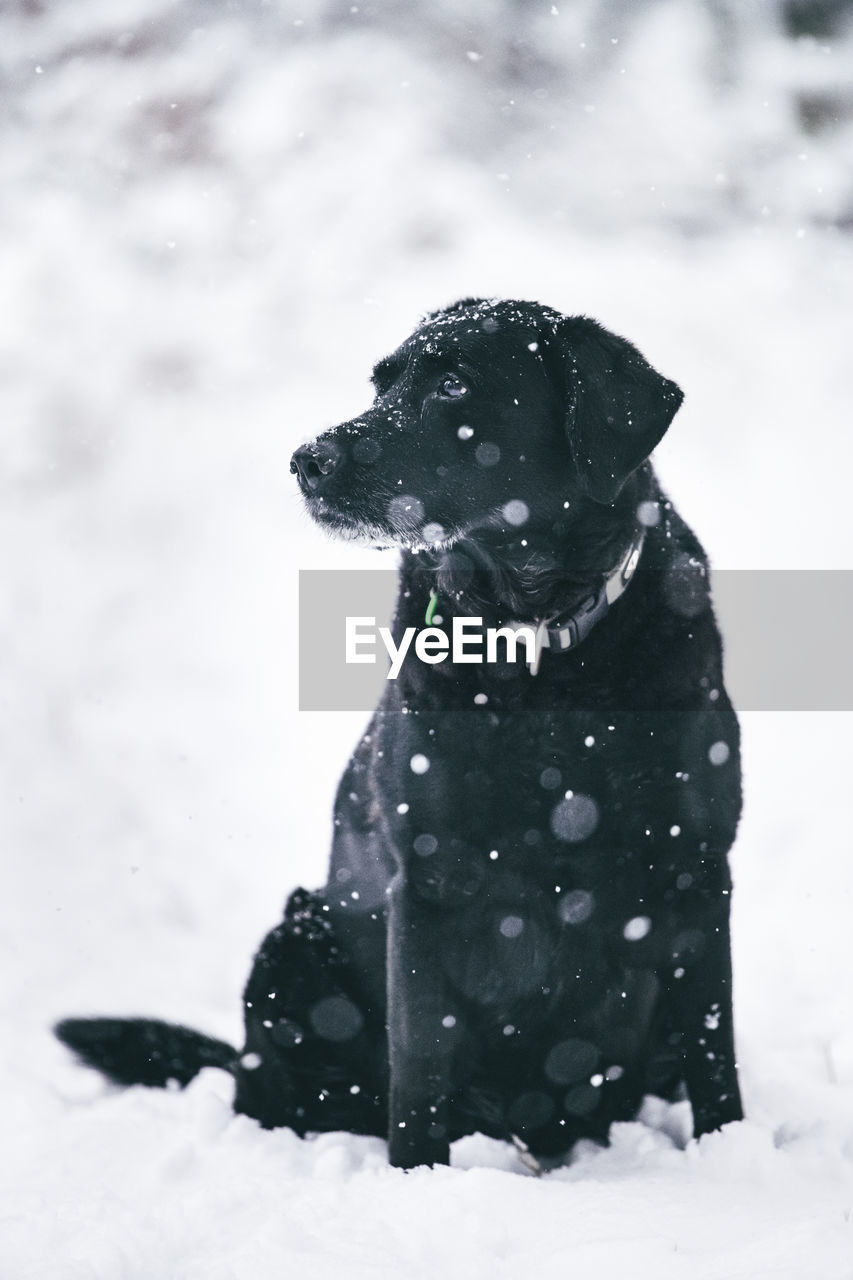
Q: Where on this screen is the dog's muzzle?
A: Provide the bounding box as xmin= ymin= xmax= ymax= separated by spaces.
xmin=291 ymin=442 xmax=341 ymax=495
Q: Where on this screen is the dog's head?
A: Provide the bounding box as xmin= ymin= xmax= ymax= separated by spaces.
xmin=291 ymin=298 xmax=683 ymax=551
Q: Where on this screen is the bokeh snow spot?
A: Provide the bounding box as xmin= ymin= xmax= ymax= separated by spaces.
xmin=388 ymin=494 xmax=425 ymax=528
xmin=502 ymin=499 xmax=529 ymax=526
xmin=550 ymin=792 xmax=599 ymax=843
xmin=499 ymin=914 xmax=524 ymax=938
xmin=413 ymin=833 xmax=438 ymax=857
xmin=558 ymin=888 xmax=595 ymax=925
xmin=309 ymin=995 xmax=364 ymax=1042
xmin=637 ymin=500 xmax=661 ymax=527
xmin=623 ymin=915 xmax=652 ymax=942
xmin=475 ymin=442 xmax=500 ymax=467
xmin=544 ymin=1038 xmax=598 ymax=1085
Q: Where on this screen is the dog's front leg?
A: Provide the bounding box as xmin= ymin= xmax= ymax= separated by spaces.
xmin=386 ymin=874 xmax=457 ymax=1168
xmin=664 ymin=867 xmax=743 ymax=1137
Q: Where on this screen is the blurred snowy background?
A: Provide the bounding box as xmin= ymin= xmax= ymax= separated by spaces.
xmin=2 ymin=2 xmax=852 ymax=1276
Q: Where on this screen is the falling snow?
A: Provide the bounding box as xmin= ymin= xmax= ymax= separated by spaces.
xmin=623 ymin=916 xmax=652 ymax=942
xmin=501 ymin=499 xmax=530 ymax=527
xmin=550 ymin=793 xmax=600 ymax=843
xmin=637 ymin=500 xmax=661 ymax=527
xmin=499 ymin=914 xmax=525 ymax=938
xmin=474 ymin=442 xmax=501 ymax=467
xmin=558 ymin=889 xmax=596 ymax=926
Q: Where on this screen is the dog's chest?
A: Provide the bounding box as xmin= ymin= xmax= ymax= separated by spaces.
xmin=364 ymin=698 xmax=680 ymax=1028
xmin=372 ymin=696 xmax=662 ymax=902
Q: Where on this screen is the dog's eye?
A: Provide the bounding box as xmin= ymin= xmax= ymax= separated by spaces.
xmin=439 ymin=375 xmax=468 ymax=399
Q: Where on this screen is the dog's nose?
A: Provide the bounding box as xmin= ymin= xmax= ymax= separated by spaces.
xmin=290 ymin=442 xmax=340 ymax=493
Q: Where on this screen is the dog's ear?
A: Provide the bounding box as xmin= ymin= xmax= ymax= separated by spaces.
xmin=549 ymin=316 xmax=683 ymax=505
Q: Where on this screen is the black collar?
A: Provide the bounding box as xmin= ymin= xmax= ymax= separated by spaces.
xmin=540 ymin=529 xmax=644 ymax=649
xmin=510 ymin=528 xmax=645 ymax=675
xmin=424 ymin=528 xmax=646 ymax=676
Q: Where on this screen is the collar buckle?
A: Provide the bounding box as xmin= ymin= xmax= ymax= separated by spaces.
xmin=528 ymin=528 xmax=645 ymax=674
xmin=546 ymin=583 xmax=610 ymax=652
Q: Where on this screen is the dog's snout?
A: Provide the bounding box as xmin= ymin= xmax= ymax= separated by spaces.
xmin=291 ymin=442 xmax=340 ymax=493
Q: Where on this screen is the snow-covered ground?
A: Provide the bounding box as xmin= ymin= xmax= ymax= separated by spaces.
xmin=1 ymin=3 xmax=852 ymax=1276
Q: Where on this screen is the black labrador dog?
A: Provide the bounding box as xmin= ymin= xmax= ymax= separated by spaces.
xmin=57 ymin=298 xmax=743 ymax=1170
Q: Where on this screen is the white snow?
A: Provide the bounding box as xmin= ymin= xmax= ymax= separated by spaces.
xmin=2 ymin=3 xmax=853 ymax=1277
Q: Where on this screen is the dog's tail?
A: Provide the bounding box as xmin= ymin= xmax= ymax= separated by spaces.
xmin=54 ymin=1017 xmax=238 ymax=1088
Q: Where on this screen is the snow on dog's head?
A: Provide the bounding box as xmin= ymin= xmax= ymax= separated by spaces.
xmin=290 ymin=297 xmax=682 ymax=552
